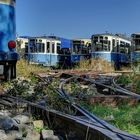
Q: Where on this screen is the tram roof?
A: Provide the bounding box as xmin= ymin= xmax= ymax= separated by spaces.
xmin=91 ymin=33 xmax=131 ymax=41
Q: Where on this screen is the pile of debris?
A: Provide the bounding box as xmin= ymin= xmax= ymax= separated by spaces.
xmin=0 ymin=110 xmax=60 ymax=140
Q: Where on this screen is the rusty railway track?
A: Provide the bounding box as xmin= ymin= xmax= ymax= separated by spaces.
xmin=36 ymin=72 xmax=140 ymax=140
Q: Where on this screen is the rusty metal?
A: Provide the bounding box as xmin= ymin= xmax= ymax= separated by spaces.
xmin=0 ymin=94 xmax=139 ymax=140
xmin=34 ymin=72 xmax=140 ymax=140
xmin=0 ymin=72 xmax=139 ymax=140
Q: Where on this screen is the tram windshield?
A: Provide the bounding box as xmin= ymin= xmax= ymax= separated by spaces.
xmin=29 ymin=39 xmax=45 ymax=53
xmin=93 ymin=42 xmax=110 ymax=51
xmin=118 ymin=41 xmax=130 ymax=54
xmin=72 ymin=40 xmax=91 ymax=54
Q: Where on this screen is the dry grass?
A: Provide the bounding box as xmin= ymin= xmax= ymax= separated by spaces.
xmin=77 ymin=59 xmax=114 ymax=72
xmin=16 ymin=59 xmax=50 ymax=78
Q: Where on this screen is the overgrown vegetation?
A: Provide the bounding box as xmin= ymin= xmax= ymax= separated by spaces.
xmin=76 ymin=59 xmax=114 ymax=72
xmin=16 ymin=59 xmax=50 ymax=78
xmin=81 ymin=103 xmax=140 ymax=136
xmin=64 ymin=80 xmax=99 ymax=98
xmin=2 ymin=59 xmax=140 ymax=137
xmin=117 ymin=74 xmax=132 ymax=86
xmin=117 ymin=64 xmax=140 ymax=94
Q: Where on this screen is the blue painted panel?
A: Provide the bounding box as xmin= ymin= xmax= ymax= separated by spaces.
xmin=71 ymin=54 xmax=90 ymax=63
xmin=71 ymin=54 xmax=81 ymax=63
xmin=131 ymin=52 xmax=140 ymax=62
xmin=91 ymin=52 xmax=112 ymax=62
xmin=0 ymin=4 xmax=15 ymax=52
xmin=27 ymin=53 xmax=59 ymax=66
xmin=91 ymin=52 xmax=120 ymax=68
xmin=0 ymin=52 xmax=19 ymax=61
xmin=60 ymin=38 xmax=71 ymax=49
xmin=0 ymin=2 xmax=19 ymax=61
xmin=119 ymin=53 xmax=129 ymax=63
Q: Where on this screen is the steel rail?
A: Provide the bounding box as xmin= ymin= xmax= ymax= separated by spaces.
xmin=0 ymin=94 xmax=128 ymax=140
xmin=30 ymin=73 xmax=140 ymax=139
xmin=112 ymin=76 xmax=140 ymax=97
xmin=58 ymin=74 xmax=140 ymax=140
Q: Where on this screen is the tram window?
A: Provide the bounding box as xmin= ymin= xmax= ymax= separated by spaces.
xmin=52 ymin=43 xmax=55 ymax=53
xmin=46 ymin=42 xmax=50 ymax=53
xmin=77 ymin=46 xmax=81 ymax=54
xmin=25 ymin=42 xmax=28 ymax=47
xmin=95 ymin=43 xmax=110 ymax=51
xmin=42 ymin=43 xmax=45 ymax=52
xmin=25 ymin=48 xmax=28 ymax=53
xmin=112 ymin=39 xmax=115 ymax=47
xmin=57 ymin=43 xmax=61 ymax=53
xmin=30 ymin=46 xmax=33 ymax=53
xmin=105 ymin=37 xmax=108 ymax=40
xmin=25 ymin=43 xmax=28 ymax=53
xmin=37 ymin=43 xmax=45 ymax=53
xmin=33 ymin=46 xmax=37 ymax=53
xmin=120 ymin=47 xmax=126 ymax=53
xmin=120 ymin=41 xmax=125 ymax=47
xmin=36 ymin=43 xmax=39 ymax=52
xmin=126 ymin=43 xmax=130 ymax=46
xmin=135 ymin=40 xmax=140 ymax=46
xmin=100 ymin=36 xmax=103 ymax=43
xmin=73 ymin=45 xmax=77 ymax=54
xmin=39 ymin=43 xmax=44 ymax=53
xmin=135 ymin=45 xmax=140 ymax=51
xmin=81 ymin=47 xmax=88 ymax=54
xmin=103 ymin=40 xmax=108 ymax=44
xmin=93 ymin=37 xmax=98 ymax=44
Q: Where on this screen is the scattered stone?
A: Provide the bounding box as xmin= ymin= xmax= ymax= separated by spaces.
xmin=41 ymin=130 xmax=59 ymax=140
xmin=0 ymin=116 xmax=19 ymax=131
xmin=0 ymin=129 xmax=8 ymax=140
xmin=25 ymin=130 xmax=40 ymax=140
xmin=46 ymin=135 xmax=60 ymax=140
xmin=0 ymin=110 xmax=11 ymax=117
xmin=6 ymin=130 xmax=22 ymax=140
xmin=13 ymin=114 xmax=30 ymax=125
xmin=33 ymin=120 xmax=44 ymax=129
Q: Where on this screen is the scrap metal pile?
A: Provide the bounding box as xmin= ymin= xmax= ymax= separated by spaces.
xmin=0 ymin=71 xmax=140 ymax=140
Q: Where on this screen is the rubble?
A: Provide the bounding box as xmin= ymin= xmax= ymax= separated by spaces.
xmin=0 ymin=109 xmax=60 ymax=140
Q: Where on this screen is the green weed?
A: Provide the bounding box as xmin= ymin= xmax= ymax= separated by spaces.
xmin=82 ymin=103 xmax=140 ymax=136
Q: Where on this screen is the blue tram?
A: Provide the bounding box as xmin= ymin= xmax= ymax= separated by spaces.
xmin=71 ymin=39 xmax=91 ymax=62
xmin=59 ymin=39 xmax=91 ymax=67
xmin=27 ymin=36 xmax=61 ymax=67
xmin=27 ymin=36 xmax=91 ymax=68
xmin=91 ymin=33 xmax=131 ymax=69
xmin=27 ymin=36 xmax=71 ymax=67
xmin=0 ymin=0 xmax=19 ymax=80
xmin=131 ymin=33 xmax=140 ymax=63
